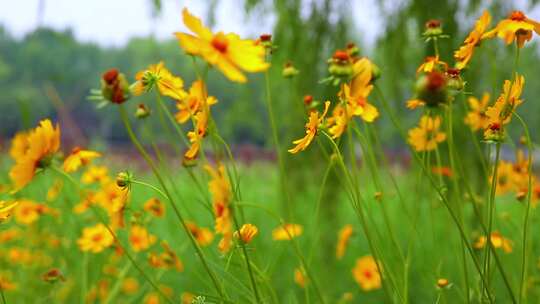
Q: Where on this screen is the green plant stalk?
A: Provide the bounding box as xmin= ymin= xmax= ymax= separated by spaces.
xmin=374 ymin=85 xmax=501 ymax=302
xmin=81 ymin=252 xmax=88 ymax=304
xmin=264 ymin=68 xmax=293 ymax=220
xmin=515 ymin=112 xmax=533 ymax=303
xmin=50 ymin=166 xmax=175 ymax=304
xmin=155 ymin=91 xmax=189 ymax=147
xmin=0 ymin=286 xmax=6 ymax=304
xmin=321 ymin=130 xmax=404 ymax=303
xmin=118 ymin=105 xmax=226 ymax=300
xmin=484 ymin=142 xmax=501 ymax=293
xmin=103 ymin=261 xmax=132 ymax=304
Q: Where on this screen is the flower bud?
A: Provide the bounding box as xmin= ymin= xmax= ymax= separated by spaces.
xmin=436 ymin=278 xmax=450 ymax=289
xmin=346 ymin=42 xmax=360 ymax=58
xmin=370 ymin=62 xmax=382 ymax=82
xmin=445 ymin=68 xmax=464 ymax=91
xmin=415 ymin=71 xmax=448 ymax=107
xmin=135 ymin=103 xmax=151 ymax=119
xmin=42 ymin=268 xmax=66 ymax=283
xmin=101 ymin=68 xmax=131 ymax=104
xmin=424 ymin=19 xmax=443 ymax=38
xmin=116 ymin=171 xmax=133 ymax=189
xmin=258 ymin=34 xmax=273 ymax=50
xmin=282 ymin=61 xmax=299 ymax=78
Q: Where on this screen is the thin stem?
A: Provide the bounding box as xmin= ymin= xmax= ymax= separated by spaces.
xmin=118 ymin=105 xmax=226 ymax=299
xmin=484 ymin=142 xmax=501 ymax=294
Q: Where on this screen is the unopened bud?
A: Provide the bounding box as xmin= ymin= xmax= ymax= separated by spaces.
xmin=116 ymin=171 xmax=133 ymax=189
xmin=135 ymin=103 xmax=151 ymax=119
xmin=282 ymin=61 xmax=299 ymax=78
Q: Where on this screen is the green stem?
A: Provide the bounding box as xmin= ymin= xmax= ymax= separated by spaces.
xmin=155 ymin=91 xmax=189 ymax=147
xmin=484 ymin=143 xmax=501 ymax=294
xmin=118 ymin=105 xmax=226 ymax=300
xmin=103 ymin=261 xmax=132 ymax=304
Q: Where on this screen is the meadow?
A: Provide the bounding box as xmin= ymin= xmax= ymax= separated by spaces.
xmin=2 ymin=4 xmax=540 ymax=304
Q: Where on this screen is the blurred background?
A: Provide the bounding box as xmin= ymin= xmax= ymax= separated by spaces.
xmin=1 ymin=0 xmax=540 ymax=153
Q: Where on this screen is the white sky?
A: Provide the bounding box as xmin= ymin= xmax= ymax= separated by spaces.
xmin=0 ymin=0 xmax=383 ymax=47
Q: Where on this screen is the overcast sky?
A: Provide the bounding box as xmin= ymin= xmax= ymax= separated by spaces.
xmin=0 ymin=0 xmax=384 ymax=47
xmin=2 ymin=0 xmax=539 ymax=49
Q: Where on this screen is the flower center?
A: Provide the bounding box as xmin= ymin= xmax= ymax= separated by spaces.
xmin=509 ymin=11 xmax=526 ymax=21
xmin=211 ymin=34 xmax=228 ymax=53
xmin=363 ymin=270 xmax=373 ymax=279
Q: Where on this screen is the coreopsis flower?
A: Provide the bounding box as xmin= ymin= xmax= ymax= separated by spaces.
xmin=94 ymin=182 xmax=128 ymax=216
xmin=144 ymin=293 xmax=160 ymax=304
xmin=134 ymin=61 xmax=187 ymax=100
xmin=13 ymin=200 xmax=42 ymax=225
xmin=336 ymin=224 xmax=353 ymax=259
xmin=327 ymin=105 xmax=348 ymax=139
xmin=81 ymin=165 xmax=110 ymax=185
xmin=288 ymin=101 xmax=330 ymax=153
xmin=63 ymin=147 xmax=101 ymax=173
xmin=148 ymin=241 xmax=184 ymax=272
xmin=175 ymin=8 xmax=269 ymax=83
xmin=9 ymin=119 xmax=61 ymax=190
xmin=0 ymin=201 xmax=18 ymax=223
xmin=417 ymin=56 xmax=447 ymax=74
xmin=129 ymin=225 xmax=157 ymax=252
xmin=205 ymin=163 xmax=233 ymax=252
xmin=175 ymin=80 xmax=217 ymax=124
xmin=408 ymin=115 xmax=447 ymax=151
xmin=484 ymin=75 xmax=525 ymax=141
xmin=294 ymin=267 xmax=308 ymax=288
xmin=464 ymin=93 xmax=490 ymax=131
xmin=473 ymin=231 xmax=513 ymax=253
xmin=0 ymin=228 xmax=20 ymax=243
xmin=186 ymin=221 xmax=214 ymax=246
xmin=352 ymin=255 xmax=381 ymax=291
xmin=454 ymin=11 xmax=491 ymax=69
xmin=424 ymin=19 xmax=444 ymax=39
xmin=413 ymin=71 xmax=448 ymax=107
xmin=121 ymin=277 xmax=139 ymax=295
xmin=483 ymin=11 xmax=540 ymax=48
xmin=272 ymin=223 xmax=303 ymax=240
xmin=77 ymin=223 xmax=114 ymax=253
xmin=339 ymin=82 xmax=379 ymax=123
xmin=143 ymin=198 xmax=165 ymax=218
xmin=184 ymin=110 xmax=209 ymax=160
xmin=234 ymin=223 xmax=258 ymax=244
xmin=0 ymin=272 xmax=17 ymax=291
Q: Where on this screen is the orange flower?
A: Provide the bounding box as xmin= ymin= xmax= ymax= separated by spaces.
xmin=129 ymin=225 xmax=157 ymax=252
xmin=121 ymin=277 xmax=139 ymax=295
xmin=81 ymin=165 xmax=110 ymax=185
xmin=148 ymin=241 xmax=184 ymax=272
xmin=408 ymin=115 xmax=447 ymax=151
xmin=63 ymin=147 xmax=101 ymax=173
xmin=336 ymin=224 xmax=353 ymax=259
xmin=417 ymin=56 xmax=447 ymax=74
xmin=352 ymin=255 xmax=381 ymax=291
xmin=143 ymin=198 xmax=165 ymax=218
xmin=134 ymin=61 xmax=187 ymax=100
xmin=175 ymin=80 xmax=217 ymax=124
xmin=464 ymin=93 xmax=490 ymax=131
xmin=13 ymin=200 xmax=43 ymax=225
xmin=272 ymin=223 xmax=303 ymax=240
xmin=175 ymin=8 xmax=269 ymax=83
xmin=294 ymin=267 xmax=308 ymax=288
xmin=0 ymin=272 xmax=17 ymax=291
xmin=289 ymin=101 xmax=330 ymax=153
xmin=454 ymin=11 xmax=491 ymax=69
xmin=184 ymin=110 xmax=208 ymax=160
xmin=9 ymin=119 xmax=61 ymax=190
xmin=484 ymin=75 xmax=524 ymax=141
xmin=234 ymin=223 xmax=258 ymax=244
xmin=483 ymin=11 xmax=540 ymax=48
xmin=406 ymin=99 xmax=425 ymax=110
xmin=186 ymin=221 xmax=214 ymax=246
xmin=474 ymin=231 xmax=513 ymax=253
xmin=206 ymin=163 xmax=233 ymax=252
xmin=77 ymin=223 xmax=114 ymax=253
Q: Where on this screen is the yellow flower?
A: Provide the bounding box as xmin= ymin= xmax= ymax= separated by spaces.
xmin=134 ymin=61 xmax=187 ymax=100
xmin=289 ymin=101 xmax=330 ymax=153
xmin=129 ymin=225 xmax=157 ymax=252
xmin=345 ymin=58 xmax=379 ymax=122
xmin=175 ymin=80 xmax=217 ymax=124
xmin=0 ymin=272 xmax=17 ymax=291
xmin=485 ymin=75 xmax=524 ymax=127
xmin=294 ymin=267 xmax=308 ymax=288
xmin=454 ymin=11 xmax=491 ymax=69
xmin=77 ymin=223 xmax=114 ymax=253
xmin=474 ymin=231 xmax=513 ymax=253
xmin=63 ymin=147 xmax=101 ymax=173
xmin=9 ymin=119 xmax=61 ymax=190
xmin=406 ymin=99 xmax=425 ymax=110
xmin=121 ymin=277 xmax=139 ymax=295
xmin=184 ymin=110 xmax=208 ymax=160
xmin=206 ymin=163 xmax=233 ymax=252
xmin=464 ymin=93 xmax=490 ymax=131
xmin=175 ymin=8 xmax=269 ymax=83
xmin=483 ymin=11 xmax=540 ymax=48
xmin=143 ymin=292 xmax=160 ymax=304
xmin=81 ymin=165 xmax=110 ymax=185
xmin=336 ymin=224 xmax=353 ymax=259
xmin=94 ymin=182 xmax=128 ymax=216
xmin=234 ymin=223 xmax=258 ymax=244
xmin=352 ymin=255 xmax=381 ymax=291
xmin=416 ymin=56 xmax=447 ymax=74
xmin=327 ymin=104 xmax=349 ymax=139
xmin=0 ymin=201 xmax=18 ymax=223
xmin=272 ymin=223 xmax=303 ymax=240
xmin=143 ymin=198 xmax=165 ymax=218
xmin=46 ymin=179 xmax=63 ymax=201
xmin=13 ymin=200 xmax=41 ymax=225
xmin=186 ymin=221 xmax=214 ymax=246
xmin=408 ymin=115 xmax=447 ymax=151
